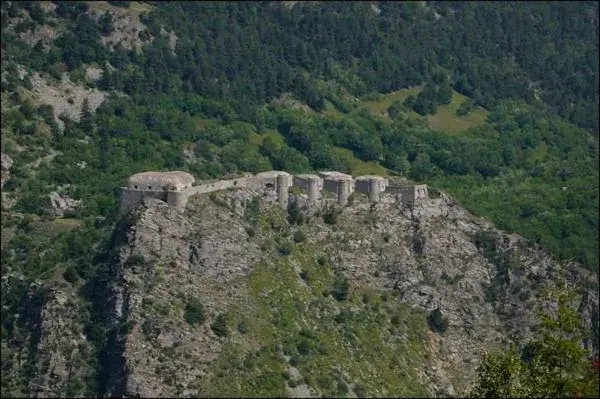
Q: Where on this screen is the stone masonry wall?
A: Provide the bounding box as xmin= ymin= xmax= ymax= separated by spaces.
xmin=120 ymin=170 xmax=428 ymax=212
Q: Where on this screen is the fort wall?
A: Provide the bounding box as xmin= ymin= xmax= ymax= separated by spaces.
xmin=119 ymin=188 xmax=168 ymax=212
xmin=120 ymin=170 xmax=428 ymax=212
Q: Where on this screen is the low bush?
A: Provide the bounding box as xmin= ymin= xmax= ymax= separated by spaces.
xmin=427 ymin=308 xmax=449 ymax=333
xmin=184 ymin=298 xmax=206 ymax=325
xmin=211 ymin=313 xmax=229 ymax=337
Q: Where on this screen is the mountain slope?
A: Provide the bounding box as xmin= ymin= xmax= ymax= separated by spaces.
xmin=61 ymin=188 xmax=598 ymax=397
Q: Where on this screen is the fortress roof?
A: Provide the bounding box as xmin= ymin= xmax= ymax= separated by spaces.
xmin=318 ymin=171 xmax=353 ymax=180
xmin=295 ymin=173 xmax=321 ymax=180
xmin=126 ymin=171 xmax=195 ymax=191
xmin=355 ymin=175 xmax=387 ymax=181
xmin=255 ymin=170 xmax=292 ymax=179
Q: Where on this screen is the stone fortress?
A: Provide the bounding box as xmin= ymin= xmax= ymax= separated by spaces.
xmin=120 ymin=170 xmax=428 ymax=212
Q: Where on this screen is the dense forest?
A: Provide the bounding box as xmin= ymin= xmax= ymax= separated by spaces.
xmin=2 ymin=1 xmax=597 ymax=271
xmin=1 ymin=1 xmax=599 ymax=396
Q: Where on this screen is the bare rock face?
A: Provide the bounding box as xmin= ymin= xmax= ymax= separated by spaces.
xmin=1 ymin=152 xmax=13 ymax=188
xmin=48 ymin=191 xmax=82 ymax=217
xmin=97 ymin=189 xmax=598 ymax=397
xmin=0 ymin=277 xmax=93 ymax=398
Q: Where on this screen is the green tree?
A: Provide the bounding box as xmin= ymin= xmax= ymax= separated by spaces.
xmin=471 ymin=283 xmax=599 ymax=398
xmin=388 ymin=100 xmax=404 ymax=119
xmin=409 ymin=153 xmax=435 ymax=181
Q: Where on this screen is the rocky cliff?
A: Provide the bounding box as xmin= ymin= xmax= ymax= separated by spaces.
xmin=4 ymin=187 xmax=598 ymax=397
xmin=94 ymin=187 xmax=598 ymax=397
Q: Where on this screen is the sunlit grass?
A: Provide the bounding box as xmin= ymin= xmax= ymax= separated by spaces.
xmin=427 ymin=91 xmax=488 ymax=133
xmin=333 ymin=147 xmax=389 ymax=177
xmin=359 ymin=87 xmax=422 ymax=117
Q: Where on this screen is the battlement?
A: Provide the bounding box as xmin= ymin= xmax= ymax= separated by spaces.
xmin=119 ymin=170 xmax=428 ymax=212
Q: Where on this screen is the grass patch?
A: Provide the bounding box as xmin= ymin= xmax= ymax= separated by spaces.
xmin=332 ymin=147 xmax=389 ymax=177
xmin=427 ymin=91 xmax=488 ymax=133
xmin=129 ymin=1 xmax=154 ymax=13
xmin=52 ymin=218 xmax=85 ymax=231
xmin=323 ymin=100 xmax=344 ymax=118
xmin=359 ymin=88 xmax=487 ymax=134
xmin=359 ymin=87 xmax=422 ymax=117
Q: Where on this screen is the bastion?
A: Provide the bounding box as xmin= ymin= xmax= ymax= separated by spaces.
xmin=355 ymin=175 xmax=388 ymax=202
xmin=120 ymin=171 xmax=195 ymax=212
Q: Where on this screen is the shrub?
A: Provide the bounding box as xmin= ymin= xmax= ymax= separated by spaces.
xmin=347 ymin=192 xmax=356 ymax=205
xmin=277 ymin=240 xmax=293 ymax=256
xmin=293 ymin=230 xmax=306 ymax=243
xmin=297 ymin=340 xmax=311 ymax=355
xmin=331 ymin=276 xmax=349 ymax=301
xmin=323 ymin=208 xmax=339 ymax=225
xmin=362 ymin=292 xmax=371 ymax=304
xmin=427 ymin=308 xmax=449 ymax=333
xmin=63 ymin=266 xmax=79 ymax=283
xmin=336 ymin=379 xmax=349 ymax=395
xmin=237 ymin=321 xmax=249 ymax=334
xmin=354 ymin=383 xmax=367 ymax=398
xmin=317 ymin=254 xmax=328 ymax=266
xmin=472 ymin=230 xmax=499 ymax=261
xmin=287 ymin=201 xmax=303 ymax=225
xmin=334 ymin=309 xmax=350 ymax=324
xmin=316 ymin=341 xmax=329 ymax=355
xmin=184 ymin=298 xmax=205 ymax=325
xmin=211 ymin=313 xmax=229 ymax=337
xmin=317 ymin=375 xmax=334 ymax=390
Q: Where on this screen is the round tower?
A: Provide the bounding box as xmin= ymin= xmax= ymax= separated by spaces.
xmin=338 ymin=179 xmax=351 ymax=206
xmin=368 ymin=179 xmax=381 ymax=203
xmin=307 ymin=177 xmax=319 ymax=203
xmin=277 ymin=174 xmax=290 ymax=209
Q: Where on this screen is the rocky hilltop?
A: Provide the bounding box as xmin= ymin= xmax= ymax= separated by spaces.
xmin=62 ymin=185 xmax=595 ymax=397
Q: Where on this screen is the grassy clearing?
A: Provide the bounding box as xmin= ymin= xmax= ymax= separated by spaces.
xmin=323 ymin=100 xmax=344 ymax=118
xmin=85 ymin=1 xmax=153 ymax=14
xmin=358 ymin=88 xmax=487 ymax=133
xmin=359 ymin=87 xmax=422 ymax=117
xmin=52 ymin=218 xmax=85 ymax=231
xmin=427 ymin=91 xmax=488 ymax=133
xmin=129 ymin=1 xmax=154 ymax=13
xmin=332 ymin=147 xmax=389 ymax=177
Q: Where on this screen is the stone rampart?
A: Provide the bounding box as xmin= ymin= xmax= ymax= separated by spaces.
xmin=119 ymin=188 xmax=168 ymax=212
xmin=120 ymin=169 xmax=428 ymax=212
xmin=186 ymin=177 xmax=250 ymax=196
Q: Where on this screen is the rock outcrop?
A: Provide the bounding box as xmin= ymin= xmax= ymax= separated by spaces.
xmin=95 ymin=188 xmax=598 ymax=397
xmin=4 ymin=187 xmax=596 ymax=397
xmin=48 ymin=191 xmax=82 ymax=217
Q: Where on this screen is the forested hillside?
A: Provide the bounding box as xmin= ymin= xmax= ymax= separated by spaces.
xmin=2 ymin=1 xmax=598 ymax=270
